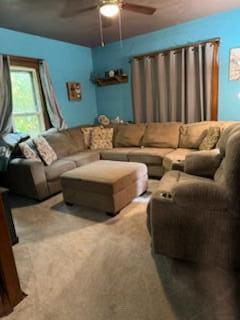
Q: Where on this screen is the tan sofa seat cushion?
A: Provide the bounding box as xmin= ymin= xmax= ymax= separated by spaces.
xmin=62 ymin=151 xmax=100 ymax=167
xmin=43 ymin=130 xmax=78 ymax=158
xmin=114 ymin=124 xmax=146 ymax=147
xmin=128 ymin=148 xmax=173 ymax=165
xmin=61 ymin=160 xmax=147 ymax=195
xmin=163 ymin=148 xmax=196 ymax=171
xmin=155 ymin=170 xmax=213 ymax=196
xmin=143 ymin=122 xmax=182 ymax=148
xmin=100 ymin=148 xmax=139 ymax=161
xmin=45 ymin=159 xmax=76 ymax=181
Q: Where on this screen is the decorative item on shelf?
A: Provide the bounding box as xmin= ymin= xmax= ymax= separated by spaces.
xmin=66 ymin=82 xmax=81 ymax=101
xmin=111 ymin=116 xmax=125 ymax=124
xmin=229 ymin=48 xmax=240 ymax=80
xmin=98 ymin=114 xmax=110 ymax=126
xmin=94 ymin=69 xmax=128 ymax=86
xmin=105 ymin=70 xmax=115 ymax=78
xmin=114 ymin=68 xmax=123 ymax=76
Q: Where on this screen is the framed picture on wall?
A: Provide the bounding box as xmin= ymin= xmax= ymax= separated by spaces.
xmin=229 ymin=48 xmax=240 ymax=80
xmin=66 ymin=82 xmax=81 ymax=101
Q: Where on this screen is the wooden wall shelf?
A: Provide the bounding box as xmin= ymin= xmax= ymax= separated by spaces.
xmin=95 ymin=75 xmax=128 ymax=87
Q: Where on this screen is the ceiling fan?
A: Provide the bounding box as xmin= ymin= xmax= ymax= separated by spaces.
xmin=62 ymin=0 xmax=157 ymax=19
xmin=61 ymin=0 xmax=157 ymax=46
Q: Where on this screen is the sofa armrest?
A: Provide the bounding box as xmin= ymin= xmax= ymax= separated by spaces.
xmin=6 ymin=158 xmax=49 ymax=200
xmin=172 ymin=181 xmax=228 ymax=210
xmin=184 ymin=149 xmax=222 ymax=178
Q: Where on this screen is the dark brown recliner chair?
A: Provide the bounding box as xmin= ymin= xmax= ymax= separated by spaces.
xmin=148 ymin=124 xmax=240 ymax=268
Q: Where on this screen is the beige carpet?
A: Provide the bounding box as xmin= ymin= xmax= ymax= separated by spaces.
xmin=5 ymin=180 xmax=240 ymax=320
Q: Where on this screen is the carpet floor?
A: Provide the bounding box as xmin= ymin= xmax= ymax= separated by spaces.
xmin=4 ymin=180 xmax=240 ymax=320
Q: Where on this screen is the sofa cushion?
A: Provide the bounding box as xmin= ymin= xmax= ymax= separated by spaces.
xmin=44 ymin=159 xmax=76 ymax=181
xmin=90 ymin=127 xmax=113 ymax=150
xmin=128 ymin=148 xmax=173 ymax=165
xmin=43 ymin=130 xmax=78 ymax=158
xmin=62 ymin=151 xmax=100 ymax=167
xmin=179 ymin=121 xmax=221 ymax=149
xmin=155 ymin=170 xmax=213 ymax=196
xmin=184 ymin=149 xmax=222 ymax=178
xmin=81 ymin=127 xmax=95 ymax=148
xmin=34 ymin=136 xmax=57 ymax=166
xmin=162 ymin=148 xmax=196 ymax=171
xmin=143 ymin=122 xmax=181 ymax=148
xmin=114 ymin=124 xmax=146 ymax=147
xmin=67 ymin=127 xmax=86 ymax=151
xmin=100 ymin=148 xmax=139 ymax=161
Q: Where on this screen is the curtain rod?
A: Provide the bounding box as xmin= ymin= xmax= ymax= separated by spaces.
xmin=129 ymin=37 xmax=220 ymax=62
xmin=8 ymin=54 xmax=43 ymax=62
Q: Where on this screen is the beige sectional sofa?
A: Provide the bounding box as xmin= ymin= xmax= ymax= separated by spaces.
xmin=147 ymin=123 xmax=240 ymax=267
xmin=3 ymin=121 xmax=237 ymax=200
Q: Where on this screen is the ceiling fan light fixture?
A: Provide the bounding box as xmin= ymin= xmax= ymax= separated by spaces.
xmin=100 ymin=2 xmax=120 ymax=17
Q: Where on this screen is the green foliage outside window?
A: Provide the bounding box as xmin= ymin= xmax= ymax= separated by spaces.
xmin=10 ymin=68 xmax=44 ymax=136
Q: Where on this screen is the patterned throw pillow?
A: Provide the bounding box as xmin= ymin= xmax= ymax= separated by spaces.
xmin=81 ymin=127 xmax=94 ymax=148
xmin=90 ymin=127 xmax=113 ymax=150
xmin=19 ymin=142 xmax=41 ymax=161
xmin=34 ymin=136 xmax=57 ymax=165
xmin=199 ymin=127 xmax=220 ymax=151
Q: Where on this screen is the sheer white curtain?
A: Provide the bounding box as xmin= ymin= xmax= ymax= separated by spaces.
xmin=131 ymin=42 xmax=218 ymax=123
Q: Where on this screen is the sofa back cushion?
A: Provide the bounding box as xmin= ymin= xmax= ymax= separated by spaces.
xmin=216 ymin=124 xmax=240 ymax=156
xmin=179 ymin=122 xmax=219 ymax=149
xmin=43 ymin=130 xmax=78 ymax=159
xmin=179 ymin=121 xmax=240 ymax=149
xmin=67 ymin=126 xmax=86 ymax=151
xmin=114 ymin=124 xmax=146 ymax=147
xmin=214 ymin=126 xmax=240 ymax=209
xmin=142 ymin=122 xmax=181 ymax=148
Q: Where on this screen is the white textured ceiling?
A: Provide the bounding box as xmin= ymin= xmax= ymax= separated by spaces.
xmin=0 ymin=0 xmax=239 ymax=47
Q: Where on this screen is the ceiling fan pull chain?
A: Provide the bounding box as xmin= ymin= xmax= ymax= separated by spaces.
xmin=98 ymin=8 xmax=105 ymax=47
xmin=118 ymin=6 xmax=123 ymax=48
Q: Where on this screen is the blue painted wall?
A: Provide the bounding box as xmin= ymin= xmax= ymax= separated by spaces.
xmin=92 ymin=9 xmax=240 ymax=122
xmin=0 ymin=28 xmax=97 ymax=127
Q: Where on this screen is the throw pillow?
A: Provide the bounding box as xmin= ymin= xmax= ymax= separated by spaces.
xmin=19 ymin=142 xmax=41 ymax=161
xmin=34 ymin=136 xmax=57 ymax=165
xmin=90 ymin=127 xmax=113 ymax=150
xmin=199 ymin=127 xmax=220 ymax=150
xmin=81 ymin=127 xmax=94 ymax=148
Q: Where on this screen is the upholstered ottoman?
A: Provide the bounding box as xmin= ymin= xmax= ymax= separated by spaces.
xmin=61 ymin=160 xmax=148 ymax=215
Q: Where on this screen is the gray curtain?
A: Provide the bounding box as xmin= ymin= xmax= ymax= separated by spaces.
xmin=0 ymin=55 xmax=12 ymax=135
xmin=39 ymin=60 xmax=67 ymax=130
xmin=131 ymin=42 xmax=216 ymax=123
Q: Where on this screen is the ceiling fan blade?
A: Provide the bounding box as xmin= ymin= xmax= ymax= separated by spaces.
xmin=61 ymin=4 xmax=97 ymax=18
xmin=122 ymin=2 xmax=156 ymax=15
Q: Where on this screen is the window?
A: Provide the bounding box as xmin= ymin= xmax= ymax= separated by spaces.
xmin=10 ymin=62 xmax=46 ymax=137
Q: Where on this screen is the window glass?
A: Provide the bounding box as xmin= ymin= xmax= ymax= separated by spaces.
xmin=10 ymin=66 xmax=45 ymax=136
